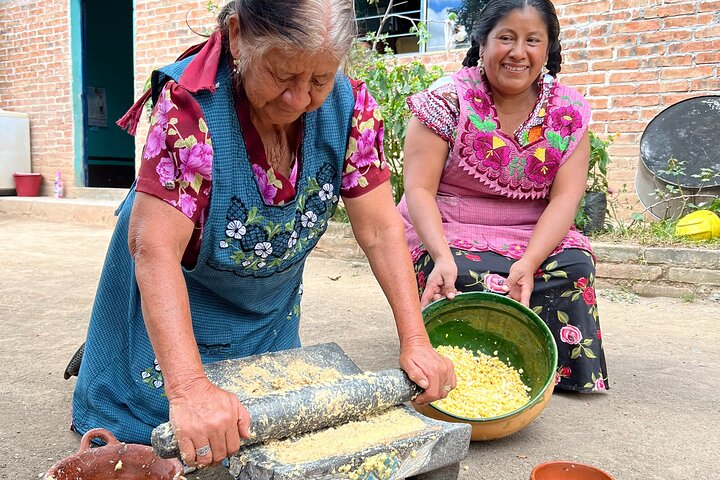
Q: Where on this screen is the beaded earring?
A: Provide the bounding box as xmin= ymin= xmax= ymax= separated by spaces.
xmin=232 ymin=58 xmax=240 ymax=75
xmin=478 ymin=57 xmax=485 ymax=76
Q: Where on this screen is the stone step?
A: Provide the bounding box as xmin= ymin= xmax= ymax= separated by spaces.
xmin=72 ymin=187 xmax=130 ymax=202
xmin=2 ymin=194 xmax=718 ymax=299
xmin=0 ymin=195 xmax=120 ymax=226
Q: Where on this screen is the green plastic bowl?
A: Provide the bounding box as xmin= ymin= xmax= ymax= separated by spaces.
xmin=415 ymin=292 xmax=558 ymax=440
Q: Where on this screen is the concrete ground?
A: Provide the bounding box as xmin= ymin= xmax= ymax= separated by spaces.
xmin=1 ymin=215 xmax=718 ymax=480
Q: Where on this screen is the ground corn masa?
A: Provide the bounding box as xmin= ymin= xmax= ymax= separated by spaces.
xmin=264 ymin=407 xmax=426 ymax=464
xmin=433 ymin=345 xmax=531 ymax=418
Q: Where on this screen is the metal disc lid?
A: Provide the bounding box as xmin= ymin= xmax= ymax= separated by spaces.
xmin=637 ymin=95 xmax=720 ymax=218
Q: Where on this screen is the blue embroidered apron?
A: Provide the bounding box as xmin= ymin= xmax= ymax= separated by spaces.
xmin=72 ymin=56 xmax=354 ymax=444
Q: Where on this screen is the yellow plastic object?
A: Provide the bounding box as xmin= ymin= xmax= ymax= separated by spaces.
xmin=675 ymin=210 xmax=720 ymax=240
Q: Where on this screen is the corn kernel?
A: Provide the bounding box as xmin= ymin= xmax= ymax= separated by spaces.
xmin=432 ymin=345 xmax=531 ymax=418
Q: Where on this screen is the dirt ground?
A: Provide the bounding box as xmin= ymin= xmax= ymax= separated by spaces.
xmin=1 ymin=215 xmax=718 ymax=480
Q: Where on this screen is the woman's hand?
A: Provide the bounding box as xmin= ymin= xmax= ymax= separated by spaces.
xmin=504 ymin=260 xmax=535 ymax=306
xmin=420 ymin=255 xmax=459 ymax=308
xmin=168 ymin=377 xmax=251 ymax=468
xmin=399 ymin=337 xmax=456 ymax=405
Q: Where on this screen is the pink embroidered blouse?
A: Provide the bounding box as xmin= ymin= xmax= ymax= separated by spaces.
xmin=397 ymin=67 xmax=594 ymax=262
xmin=132 ymin=32 xmax=389 ymax=267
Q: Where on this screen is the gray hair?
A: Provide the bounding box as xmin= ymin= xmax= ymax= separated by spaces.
xmin=218 ymin=0 xmax=357 ymax=74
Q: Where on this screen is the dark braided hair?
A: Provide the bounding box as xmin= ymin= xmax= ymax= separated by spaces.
xmin=461 ymin=0 xmax=562 ymax=77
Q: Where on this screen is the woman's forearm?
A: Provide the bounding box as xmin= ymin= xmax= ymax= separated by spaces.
xmin=346 ymin=184 xmax=431 ymax=347
xmin=406 ymin=189 xmax=452 ymax=262
xmin=133 ymin=245 xmax=207 ymax=398
xmin=523 ymin=132 xmax=590 ymax=271
xmin=523 ymin=194 xmax=581 ymax=270
xmin=128 ymin=193 xmax=207 ymax=399
xmin=357 ymin=214 xmax=430 ymax=344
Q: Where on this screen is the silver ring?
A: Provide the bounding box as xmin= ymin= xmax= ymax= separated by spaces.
xmin=195 ymin=444 xmax=211 ymax=457
xmin=443 ymin=384 xmax=453 ymax=392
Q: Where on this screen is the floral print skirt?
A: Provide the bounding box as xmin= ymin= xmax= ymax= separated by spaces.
xmin=415 ymin=248 xmax=609 ymax=393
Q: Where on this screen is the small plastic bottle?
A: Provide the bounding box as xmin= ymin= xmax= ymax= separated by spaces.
xmin=53 ymin=170 xmax=64 ymax=199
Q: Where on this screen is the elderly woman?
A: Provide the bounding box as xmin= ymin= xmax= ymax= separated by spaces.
xmin=398 ymin=0 xmax=609 ymax=393
xmin=72 ymin=0 xmax=455 ymax=467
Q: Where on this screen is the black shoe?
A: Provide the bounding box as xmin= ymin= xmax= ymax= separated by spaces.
xmin=64 ymin=342 xmax=85 ymax=379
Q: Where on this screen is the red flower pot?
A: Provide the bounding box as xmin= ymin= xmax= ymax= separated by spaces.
xmin=12 ymin=172 xmax=42 ymax=196
xmin=531 ymin=461 xmax=615 ymax=480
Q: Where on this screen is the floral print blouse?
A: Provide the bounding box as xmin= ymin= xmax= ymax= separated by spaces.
xmin=398 ymin=68 xmax=593 ymax=261
xmin=411 ymin=73 xmax=554 ymax=149
xmin=136 ymin=78 xmax=389 ymax=267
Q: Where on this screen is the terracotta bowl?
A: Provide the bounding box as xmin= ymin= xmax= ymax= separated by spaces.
xmin=531 ymin=461 xmax=616 ymax=480
xmin=415 ymin=292 xmax=558 ymax=441
xmin=45 ymin=428 xmax=183 ymax=479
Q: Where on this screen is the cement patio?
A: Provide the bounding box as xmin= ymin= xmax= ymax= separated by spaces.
xmin=0 ymin=216 xmax=717 ymax=480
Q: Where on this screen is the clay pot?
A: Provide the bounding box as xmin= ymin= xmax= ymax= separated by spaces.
xmin=45 ymin=428 xmax=183 ymax=479
xmin=417 ymin=292 xmax=558 ymax=441
xmin=531 ymin=461 xmax=615 ymax=480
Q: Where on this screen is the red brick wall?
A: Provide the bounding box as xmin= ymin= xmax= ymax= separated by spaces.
xmin=0 ymin=0 xmax=75 ymax=195
xmin=0 ymin=0 xmax=718 ymax=208
xmin=132 ymin=1 xmax=218 ymax=161
xmin=554 ymin=0 xmax=720 ymax=216
xmin=418 ymin=1 xmax=720 ymax=216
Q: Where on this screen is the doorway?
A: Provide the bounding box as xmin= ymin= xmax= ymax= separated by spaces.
xmin=74 ymin=0 xmax=135 ymax=188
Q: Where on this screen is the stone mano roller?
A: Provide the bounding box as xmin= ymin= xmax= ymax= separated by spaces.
xmin=152 ymin=368 xmax=422 ymax=459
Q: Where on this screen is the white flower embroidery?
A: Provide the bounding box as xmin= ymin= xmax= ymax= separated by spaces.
xmin=242 ymin=260 xmax=251 ymax=267
xmin=301 ymin=211 xmax=317 ymax=228
xmin=141 ymin=371 xmax=151 ymax=379
xmin=288 ymin=231 xmax=299 ymax=248
xmin=257 ymin=261 xmax=266 ymax=268
xmin=298 ymin=283 xmax=304 ymax=296
xmin=226 ymin=220 xmax=246 ymax=239
xmin=254 ymin=242 xmax=273 ymax=258
xmin=319 ymin=183 xmax=334 ymax=201
xmin=153 ymin=379 xmax=164 ymax=389
xmin=219 ymin=240 xmax=229 ymax=249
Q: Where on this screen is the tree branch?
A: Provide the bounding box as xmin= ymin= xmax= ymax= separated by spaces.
xmin=641 ymin=194 xmax=718 ymax=215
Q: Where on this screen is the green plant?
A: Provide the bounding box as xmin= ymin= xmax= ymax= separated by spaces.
xmin=681 ymin=292 xmax=697 ymax=303
xmin=347 ymin=44 xmax=444 ymax=203
xmin=586 ymin=131 xmax=614 ymax=193
xmin=646 ymin=156 xmax=720 ymax=220
xmin=574 ymin=131 xmax=615 ymax=233
xmin=449 ymin=0 xmax=489 ymax=39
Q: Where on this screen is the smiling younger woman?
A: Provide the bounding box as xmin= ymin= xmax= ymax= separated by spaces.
xmin=398 ymin=0 xmax=610 ymax=394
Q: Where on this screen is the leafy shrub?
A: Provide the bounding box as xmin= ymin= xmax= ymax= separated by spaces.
xmin=347 ymin=44 xmax=444 ymax=204
xmin=574 ymin=132 xmax=615 ymax=234
xmin=450 ymin=0 xmax=489 ymax=38
xmin=587 ymin=131 xmax=614 ymax=193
